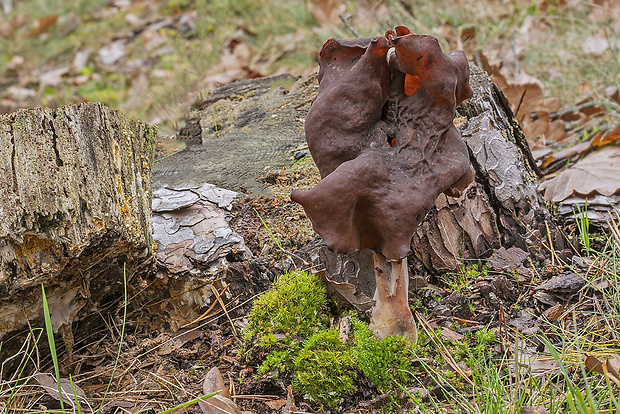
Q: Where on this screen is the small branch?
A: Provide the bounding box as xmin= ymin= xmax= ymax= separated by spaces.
xmin=339 ymin=14 xmax=360 ymax=38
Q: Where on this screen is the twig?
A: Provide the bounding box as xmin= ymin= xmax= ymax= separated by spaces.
xmin=545 ymin=221 xmax=556 ymax=266
xmin=182 ymin=284 xmax=231 ymax=328
xmin=415 ymin=312 xmax=474 ymax=387
xmin=339 ymin=14 xmax=360 ymax=38
xmin=451 ymin=316 xmax=479 ymax=326
xmin=607 ymin=211 xmax=620 ymax=246
xmin=514 ymin=88 xmax=527 ymax=118
xmin=212 ymin=284 xmax=238 ymax=339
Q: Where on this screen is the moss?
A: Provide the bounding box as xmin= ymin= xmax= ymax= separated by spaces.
xmin=292 ymin=330 xmax=357 ymax=410
xmin=351 ymin=318 xmax=417 ymax=393
xmin=244 ymin=270 xmax=329 ymax=343
xmin=258 ymin=349 xmax=295 ymax=376
xmin=241 ymin=270 xmax=330 ymax=366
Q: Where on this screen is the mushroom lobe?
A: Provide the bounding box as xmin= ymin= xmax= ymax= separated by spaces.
xmin=292 ymin=27 xmax=474 ymax=261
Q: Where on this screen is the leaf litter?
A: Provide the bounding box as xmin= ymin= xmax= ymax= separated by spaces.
xmin=1 ymin=0 xmax=620 ymax=412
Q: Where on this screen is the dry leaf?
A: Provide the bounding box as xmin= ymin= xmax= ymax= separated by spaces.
xmin=199 ymin=367 xmax=241 ymax=414
xmin=440 ymin=327 xmax=464 ymax=341
xmin=97 ymin=40 xmax=126 ymax=66
xmin=592 ymin=124 xmax=620 ymax=148
xmin=171 ymin=328 xmax=202 ymax=348
xmin=30 ymin=14 xmax=58 ymax=36
xmin=539 ymin=140 xmax=592 ymax=171
xmin=584 ymin=354 xmax=620 ymax=386
xmin=355 ymin=0 xmax=388 ymax=28
xmin=35 ymin=373 xmax=91 ymax=411
xmin=582 ymin=35 xmax=616 ymax=56
xmin=202 ymin=34 xmax=262 ymax=87
xmin=516 ymin=350 xmax=558 ymax=377
xmin=540 ymin=146 xmax=620 ymax=202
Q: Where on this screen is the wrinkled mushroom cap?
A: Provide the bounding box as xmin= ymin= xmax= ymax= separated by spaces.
xmin=292 ymin=26 xmax=474 ymax=260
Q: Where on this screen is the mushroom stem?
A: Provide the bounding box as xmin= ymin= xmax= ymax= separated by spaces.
xmin=369 ymin=251 xmax=418 ymax=342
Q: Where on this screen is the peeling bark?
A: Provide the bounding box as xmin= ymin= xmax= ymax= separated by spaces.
xmin=0 ymin=102 xmax=156 ymax=339
xmin=411 ymin=63 xmax=560 ymax=272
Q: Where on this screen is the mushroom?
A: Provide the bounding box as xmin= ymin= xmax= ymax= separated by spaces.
xmin=292 ymin=26 xmax=475 ymax=341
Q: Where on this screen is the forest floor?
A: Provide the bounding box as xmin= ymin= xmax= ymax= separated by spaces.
xmin=1 ymin=0 xmax=620 ymax=413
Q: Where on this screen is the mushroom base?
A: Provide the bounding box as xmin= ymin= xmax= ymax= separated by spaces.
xmin=368 ymin=252 xmax=418 ymax=342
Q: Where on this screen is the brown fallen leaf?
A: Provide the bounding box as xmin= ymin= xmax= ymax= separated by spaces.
xmin=592 ymin=124 xmax=620 ymax=148
xmin=30 ymin=14 xmax=58 ymax=36
xmin=515 ymin=350 xmax=558 ymax=377
xmin=440 ymin=327 xmax=464 ymax=342
xmin=199 ymin=367 xmax=242 ymax=414
xmin=539 ymin=140 xmax=592 ymax=171
xmin=584 ymin=354 xmax=620 ymax=387
xmin=35 ymin=373 xmax=91 ymax=411
xmin=172 ymin=328 xmax=202 ymax=348
xmin=308 ymin=0 xmax=343 ymax=25
xmin=202 ymin=34 xmax=262 ymax=87
xmin=539 ymin=146 xmax=620 ymax=202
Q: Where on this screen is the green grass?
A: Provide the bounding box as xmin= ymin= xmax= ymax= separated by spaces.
xmin=2 ymin=0 xmax=618 ymax=137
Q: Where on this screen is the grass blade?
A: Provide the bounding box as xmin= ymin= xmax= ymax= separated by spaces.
xmin=41 ymin=284 xmax=65 ymax=412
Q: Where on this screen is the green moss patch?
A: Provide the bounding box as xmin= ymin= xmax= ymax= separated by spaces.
xmin=292 ymin=330 xmax=358 ymax=409
xmin=350 ymin=319 xmax=418 ymax=393
xmin=242 ymin=270 xmax=329 ymax=345
xmin=242 ymin=270 xmax=425 ymax=411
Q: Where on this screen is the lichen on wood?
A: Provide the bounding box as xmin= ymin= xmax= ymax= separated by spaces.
xmin=0 ymin=102 xmax=156 ymax=339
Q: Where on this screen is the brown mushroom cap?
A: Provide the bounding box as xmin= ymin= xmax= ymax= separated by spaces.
xmin=292 ymin=27 xmax=475 ymax=261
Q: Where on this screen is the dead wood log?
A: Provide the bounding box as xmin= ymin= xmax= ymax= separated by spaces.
xmin=0 ymin=102 xmax=156 ymax=340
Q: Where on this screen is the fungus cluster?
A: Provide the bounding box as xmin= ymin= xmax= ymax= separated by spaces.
xmin=292 ymin=26 xmax=475 ymax=341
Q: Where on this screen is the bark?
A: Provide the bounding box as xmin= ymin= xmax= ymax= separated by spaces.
xmin=0 ymin=102 xmax=156 ymax=339
xmin=410 ymin=63 xmax=561 ymax=273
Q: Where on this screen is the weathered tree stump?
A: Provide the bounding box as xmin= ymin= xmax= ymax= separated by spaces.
xmin=0 ymin=102 xmax=156 ymax=340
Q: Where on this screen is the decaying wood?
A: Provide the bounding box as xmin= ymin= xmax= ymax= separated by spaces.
xmin=0 ymin=102 xmax=156 ymax=339
xmin=149 ymin=75 xmax=316 ymax=327
xmin=411 ymin=63 xmax=561 ymax=272
xmin=159 ymin=74 xmax=313 ymax=197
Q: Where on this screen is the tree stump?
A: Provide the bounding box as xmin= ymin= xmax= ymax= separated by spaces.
xmin=0 ymin=102 xmax=156 ymax=340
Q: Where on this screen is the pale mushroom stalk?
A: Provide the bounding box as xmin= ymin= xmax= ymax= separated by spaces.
xmin=369 ymin=252 xmax=417 ymax=341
